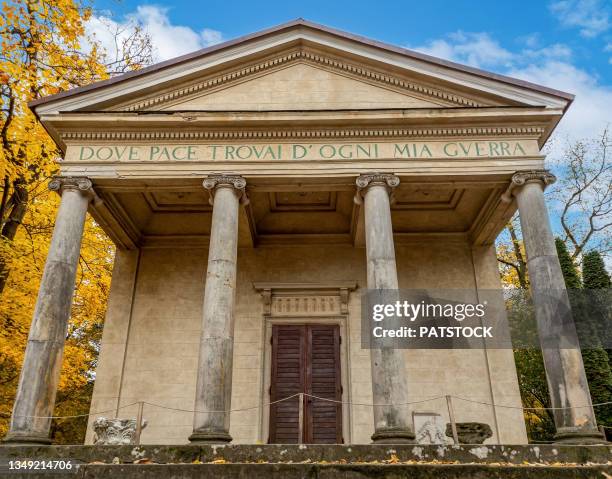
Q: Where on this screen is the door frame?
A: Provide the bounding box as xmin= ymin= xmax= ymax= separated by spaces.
xmin=260 ymin=316 xmax=352 ymax=444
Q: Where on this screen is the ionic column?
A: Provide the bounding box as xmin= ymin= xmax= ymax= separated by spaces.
xmin=4 ymin=177 xmax=93 ymax=444
xmin=509 ymin=170 xmax=604 ymax=444
xmin=189 ymin=174 xmax=247 ymax=444
xmin=356 ymin=173 xmax=414 ymax=444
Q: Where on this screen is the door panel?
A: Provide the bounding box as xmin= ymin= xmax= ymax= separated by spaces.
xmin=306 ymin=325 xmax=342 ymax=444
xmin=269 ymin=325 xmax=305 ymax=444
xmin=269 ymin=324 xmax=342 ymax=444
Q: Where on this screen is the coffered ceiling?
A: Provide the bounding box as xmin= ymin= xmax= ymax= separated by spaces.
xmin=91 ymin=178 xmax=509 ymax=250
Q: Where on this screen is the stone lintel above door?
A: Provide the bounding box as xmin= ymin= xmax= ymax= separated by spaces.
xmin=253 ymin=282 xmax=358 ymax=316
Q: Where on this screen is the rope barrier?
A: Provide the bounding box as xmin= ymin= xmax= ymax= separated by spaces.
xmin=451 ymin=396 xmax=612 ymax=410
xmin=2 ymin=395 xmax=612 ymax=419
xmin=143 ymin=393 xmax=302 ymax=414
xmin=2 ymin=402 xmax=141 ymax=420
xmin=299 ymin=393 xmax=446 ymax=407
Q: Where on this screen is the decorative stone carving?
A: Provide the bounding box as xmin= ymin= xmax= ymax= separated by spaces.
xmin=501 ymin=169 xmax=556 ymax=203
xmin=271 ymin=295 xmax=341 ymax=315
xmin=414 ymin=413 xmax=447 ymax=444
xmin=120 ymin=49 xmax=483 ymax=112
xmin=48 ymin=176 xmax=93 ymax=196
xmin=202 ymin=174 xmax=248 ymax=205
xmin=354 ymin=173 xmax=400 ymax=205
xmin=92 ymin=417 xmax=147 ymax=445
xmin=445 ymin=422 xmax=493 ymax=444
xmin=61 ymin=126 xmax=545 ymax=142
xmin=253 ymin=282 xmax=357 ymax=316
xmin=511 ymin=170 xmax=557 ymax=187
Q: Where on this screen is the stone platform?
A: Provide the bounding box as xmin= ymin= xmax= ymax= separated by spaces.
xmin=1 ymin=444 xmax=611 ymax=478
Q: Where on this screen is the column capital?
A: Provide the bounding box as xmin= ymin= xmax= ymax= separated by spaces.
xmin=203 ymin=174 xmax=248 ymax=205
xmin=501 ymin=169 xmax=556 ymax=203
xmin=354 ymin=173 xmax=400 ymax=204
xmin=48 ymin=176 xmax=94 ymax=199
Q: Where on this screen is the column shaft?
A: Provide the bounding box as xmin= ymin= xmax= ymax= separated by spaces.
xmin=512 ymin=171 xmax=604 ymax=444
xmin=5 ymin=177 xmax=92 ymax=444
xmin=357 ymin=173 xmax=414 ymax=444
xmin=190 ymin=175 xmax=245 ymax=444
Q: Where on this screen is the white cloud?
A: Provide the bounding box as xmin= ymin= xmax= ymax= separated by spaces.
xmin=606 ymin=42 xmax=612 ymax=63
xmin=201 ymin=28 xmax=223 ymax=47
xmin=414 ymin=32 xmax=514 ymax=69
xmin=518 ymin=33 xmax=540 ymax=49
xmin=411 ymin=32 xmax=612 ymax=151
xmin=84 ymin=5 xmax=223 ymax=62
xmin=549 ymin=0 xmax=610 ymax=37
xmin=507 ymin=61 xmax=612 ymax=142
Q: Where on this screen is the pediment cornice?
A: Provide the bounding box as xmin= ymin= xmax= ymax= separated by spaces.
xmin=60 ymin=125 xmax=545 ymax=142
xmin=113 ymin=47 xmax=493 ymax=112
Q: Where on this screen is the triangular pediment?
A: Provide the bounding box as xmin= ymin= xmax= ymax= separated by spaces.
xmin=112 ymin=49 xmax=491 ymax=113
xmin=156 ymin=63 xmax=447 ymax=111
xmin=31 ymin=19 xmax=572 ymax=120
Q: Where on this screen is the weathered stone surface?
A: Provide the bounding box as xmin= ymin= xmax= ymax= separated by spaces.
xmin=414 ymin=413 xmax=447 ymax=444
xmin=92 ymin=418 xmax=147 ymax=445
xmin=445 ymin=422 xmax=493 ymax=444
xmin=1 ymin=444 xmax=611 ymax=466
xmin=190 ymin=176 xmax=245 ymax=444
xmin=4 ymin=178 xmax=92 ymax=445
xmin=87 ymin=240 xmax=528 ymax=445
xmin=357 ymin=174 xmax=414 ymax=444
xmin=513 ymin=172 xmax=604 ymax=444
xmin=38 ymin=463 xmax=612 ymax=479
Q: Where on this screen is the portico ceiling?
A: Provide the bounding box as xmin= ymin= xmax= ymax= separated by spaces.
xmin=91 ymin=178 xmax=509 ymax=250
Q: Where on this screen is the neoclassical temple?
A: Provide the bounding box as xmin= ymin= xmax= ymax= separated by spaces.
xmin=5 ymin=20 xmax=604 ymax=445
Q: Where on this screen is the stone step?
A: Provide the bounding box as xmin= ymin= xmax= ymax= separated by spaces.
xmin=1 ymin=444 xmax=611 ymax=465
xmin=3 ymin=463 xmax=612 ymax=479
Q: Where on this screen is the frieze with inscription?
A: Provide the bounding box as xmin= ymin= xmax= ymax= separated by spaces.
xmin=68 ymin=140 xmax=538 ymax=163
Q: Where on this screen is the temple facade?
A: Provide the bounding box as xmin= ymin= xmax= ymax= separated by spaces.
xmin=5 ymin=20 xmax=604 ymax=446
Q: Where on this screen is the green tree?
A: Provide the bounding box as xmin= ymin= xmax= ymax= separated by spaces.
xmin=508 ymin=289 xmax=555 ymax=441
xmin=583 ymin=251 xmax=612 ymax=289
xmin=581 ymin=250 xmax=612 ymax=439
xmin=555 ymin=238 xmax=581 ymax=289
xmin=555 ymin=239 xmax=612 ymax=439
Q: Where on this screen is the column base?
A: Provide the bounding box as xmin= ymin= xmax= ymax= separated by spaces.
xmin=188 ymin=430 xmax=233 ymax=444
xmin=371 ymin=427 xmax=415 ymax=444
xmin=554 ymin=427 xmax=608 ymax=445
xmin=3 ymin=432 xmax=52 ymax=446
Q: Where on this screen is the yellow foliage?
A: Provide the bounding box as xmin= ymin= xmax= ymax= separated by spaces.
xmin=0 ymin=183 xmax=115 ymax=438
xmin=497 ymin=242 xmax=524 ymax=288
xmin=0 ymin=1 xmax=149 ymax=443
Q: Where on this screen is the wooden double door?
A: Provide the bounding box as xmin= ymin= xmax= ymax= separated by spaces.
xmin=269 ymin=324 xmax=342 ymax=444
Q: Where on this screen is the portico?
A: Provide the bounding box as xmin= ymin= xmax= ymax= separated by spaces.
xmin=5 ymin=19 xmax=604 ymax=445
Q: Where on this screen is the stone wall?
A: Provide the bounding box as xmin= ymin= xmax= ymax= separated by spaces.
xmin=86 ymin=240 xmax=526 ymax=444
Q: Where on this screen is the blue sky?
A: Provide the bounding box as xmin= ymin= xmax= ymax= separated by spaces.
xmin=86 ymin=0 xmax=611 ymax=141
xmin=93 ymin=0 xmax=611 ymax=81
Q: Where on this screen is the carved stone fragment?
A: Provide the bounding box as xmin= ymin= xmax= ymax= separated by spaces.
xmin=445 ymin=422 xmax=493 ymax=444
xmin=92 ymin=417 xmax=147 ymax=445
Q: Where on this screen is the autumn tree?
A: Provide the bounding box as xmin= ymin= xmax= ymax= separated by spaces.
xmin=0 ymin=0 xmax=152 ymax=443
xmin=551 ymin=128 xmax=612 ymax=261
xmin=497 ymin=130 xmax=612 ymax=441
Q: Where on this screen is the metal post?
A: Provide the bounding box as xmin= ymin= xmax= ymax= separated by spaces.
xmin=446 ymin=395 xmax=459 ymax=445
xmin=298 ymin=393 xmax=304 ymax=445
xmin=135 ymin=401 xmax=144 ymax=445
